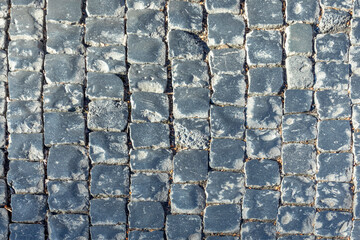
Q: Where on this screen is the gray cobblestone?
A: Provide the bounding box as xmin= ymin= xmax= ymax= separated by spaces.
xmin=168 ymin=30 xmax=207 ymax=60
xmin=277 ymin=206 xmax=315 ymax=234
xmin=317 ymin=120 xmax=351 ymax=151
xmin=8 ymin=133 xmax=43 ymax=160
xmin=245 ymin=159 xmax=281 ymax=187
xmin=11 ymin=194 xmax=46 ymax=222
xmin=282 ymin=114 xmax=317 ymax=142
xmin=127 ymin=9 xmax=165 ymax=38
xmin=12 ymin=0 xmax=44 ymax=7
xmin=47 ymin=0 xmax=82 ymax=22
xmin=205 ymin=0 xmax=240 ymax=14
xmin=247 ymin=96 xmax=282 ymax=128
xmin=212 ymin=74 xmax=246 ymax=106
xmin=172 ymin=59 xmax=209 ymax=88
xmin=243 ymin=189 xmax=279 ymax=220
xmin=9 ymin=7 xmax=43 ymax=40
xmin=130 ymin=173 xmax=169 ymax=202
xmin=241 ymin=222 xmax=276 ymax=240
xmin=7 ymin=101 xmax=41 ymax=133
xmin=91 ymin=225 xmax=126 ymax=240
xmin=170 ymin=184 xmax=205 ymax=214
xmin=86 ymin=0 xmax=125 ymax=17
xmin=168 ymin=1 xmax=202 ymax=32
xmin=246 ymin=129 xmax=281 ymax=159
xmin=210 ymin=106 xmax=245 ymax=138
xmin=85 ymin=18 xmax=125 ymax=47
xmin=129 ymin=230 xmax=164 ymax=240
xmin=0 ymin=209 xmax=7 ymax=239
xmin=173 ymin=87 xmax=209 ymax=119
xmin=286 ymin=0 xmax=319 ymax=23
xmin=351 ymin=18 xmax=360 ymax=45
xmin=245 ymin=0 xmax=283 ymax=28
xmin=129 ymin=64 xmax=167 ymax=93
xmin=316 ymin=153 xmax=353 ymax=182
xmin=128 ymin=34 xmax=165 ymax=64
xmin=286 ymin=23 xmax=313 ymax=55
xmin=319 ymin=9 xmax=351 ymax=33
xmin=209 ymin=48 xmax=245 ymax=75
xmin=166 ymin=215 xmax=202 ymax=240
xmin=87 ymin=72 xmax=124 ymax=100
xmin=173 ymin=150 xmax=208 ymax=183
xmin=286 ymin=56 xmax=314 ymax=89
xmin=48 ymin=214 xmax=89 ymax=240
xmin=316 ymin=182 xmax=352 ymax=209
xmin=90 ymin=198 xmax=126 ymax=225
xmin=248 ymin=67 xmax=283 ymax=95
xmin=210 ymin=138 xmax=245 ymax=170
xmin=314 ymin=62 xmax=349 ymax=90
xmin=130 ymin=149 xmax=172 ymax=171
xmin=204 ymin=204 xmax=241 ymax=234
xmin=10 ymin=224 xmax=44 ymax=240
xmin=0 ymin=180 xmax=6 ymax=206
xmin=127 ymin=0 xmax=165 ymax=10
xmin=282 ymin=144 xmax=316 ymax=174
xmin=9 ymin=40 xmax=43 ymax=71
xmin=174 ymin=119 xmax=210 ymax=150
xmin=314 ymin=211 xmax=352 ymax=237
xmin=8 ymin=71 xmax=42 ymax=101
xmin=315 ymin=33 xmax=349 ymax=61
xmin=128 ymin=201 xmax=164 ymax=229
xmin=284 ymin=90 xmax=313 ymax=113
xmin=44 ymin=84 xmax=83 ymax=112
xmin=130 ymin=123 xmax=170 ymax=149
xmin=8 ymin=161 xmax=44 ymax=194
xmin=87 ymin=46 xmax=126 ymax=74
xmin=281 ymin=176 xmax=315 ymax=204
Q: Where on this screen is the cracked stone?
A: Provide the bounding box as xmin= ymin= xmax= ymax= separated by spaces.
xmin=131 ymin=92 xmax=169 ymax=122
xmin=9 ymin=6 xmax=43 ymax=40
xmin=128 ymin=34 xmax=165 ymax=64
xmin=174 ymin=119 xmax=210 ymax=150
xmin=87 ymin=72 xmax=124 ymax=100
xmin=317 ymin=153 xmax=353 ymax=182
xmin=204 ymin=204 xmax=241 ymax=234
xmin=246 ymin=0 xmax=283 ymax=28
xmin=7 ymin=101 xmax=41 ymax=133
xmin=286 ymin=0 xmax=319 ymax=23
xmin=248 ymin=67 xmax=283 ymax=95
xmin=87 ymin=46 xmax=126 ymax=74
xmin=44 ymin=84 xmax=84 ymax=112
xmin=130 ymin=123 xmax=170 ymax=149
xmin=315 ymin=211 xmax=352 ymax=237
xmin=317 ymin=120 xmax=351 ymax=151
xmin=282 ymin=114 xmax=317 ymax=142
xmin=316 ymin=182 xmax=352 ymax=209
xmin=48 ymin=214 xmax=89 ymax=240
xmin=46 ymin=22 xmax=84 ymax=54
xmin=286 ymin=56 xmax=313 ymax=89
xmin=9 ymin=40 xmax=43 ymax=71
xmin=8 ymin=133 xmax=43 ymax=160
xmin=284 ymin=90 xmax=313 ymax=113
xmin=281 ymin=176 xmax=315 ymax=204
xmin=168 ymin=1 xmax=202 ymax=32
xmin=90 ymin=198 xmax=126 ymax=225
xmin=130 ymin=173 xmax=169 ymax=202
xmin=89 ymin=131 xmax=128 ymax=164
xmin=129 ymin=64 xmax=167 ymax=93
xmin=243 ymin=189 xmax=279 ymax=220
xmin=282 ymin=144 xmax=316 ymax=175
xmin=45 ymin=54 xmax=85 ymax=84
xmin=130 ymin=149 xmax=172 ymax=171
xmin=8 ymin=71 xmax=42 ymax=101
xmin=86 ymin=0 xmax=125 ymax=17
xmin=212 ymin=74 xmax=246 ymax=106
xmin=91 ymin=226 xmax=126 ymax=240
xmin=247 ymin=96 xmax=282 ymax=128
xmin=319 ymin=9 xmax=351 ymax=33
xmin=315 ymin=62 xmax=349 ymax=90
xmin=11 ymin=194 xmax=46 ymax=222
xmin=170 ymin=184 xmax=205 ymax=214
xmin=246 ymin=129 xmax=281 ymax=159
xmin=44 ymin=112 xmax=85 ymax=146
xmin=8 ymin=161 xmax=44 ymax=194
xmin=85 ymin=17 xmax=125 ymax=46
xmin=173 ymin=150 xmax=208 ymax=183
xmin=127 ymin=9 xmax=165 ymax=38
xmin=277 ymin=206 xmax=315 ymax=234
xmin=315 ymin=33 xmax=349 ymax=61
xmin=90 ymin=165 xmax=129 ymax=197
xmin=47 ymin=0 xmax=82 ymax=22
xmin=166 ymin=215 xmax=202 ymax=240
xmin=245 ymin=159 xmax=281 ymax=187
xmin=210 ymin=106 xmax=245 ymax=138
xmin=208 ymin=13 xmax=245 ymax=46
xmin=286 ymin=23 xmax=313 ymax=55
xmin=173 ymin=87 xmax=209 ymax=119
xmin=246 ymin=30 xmax=282 ymax=66
xmin=128 ymin=201 xmax=164 ymax=229
xmin=47 ymin=145 xmax=89 ymax=181
xmin=209 ymin=48 xmax=245 ymax=75
xmin=172 ymin=59 xmax=209 ymax=88
xmin=210 ymin=138 xmax=245 ymax=170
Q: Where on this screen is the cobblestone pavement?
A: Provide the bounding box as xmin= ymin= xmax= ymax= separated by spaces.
xmin=0 ymin=0 xmax=359 ymax=239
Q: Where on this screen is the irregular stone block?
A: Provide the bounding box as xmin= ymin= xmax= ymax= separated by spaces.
xmin=247 ymin=96 xmax=282 ymax=128
xmin=12 ymin=0 xmax=44 ymax=7
xmin=243 ymin=189 xmax=279 ymax=220
xmin=286 ymin=0 xmax=319 ymax=23
xmin=210 ymin=106 xmax=244 ymax=138
xmin=168 ymin=30 xmax=207 ymax=60
xmin=282 ymin=114 xmax=317 ymax=142
xmin=87 ymin=46 xmax=126 ymax=74
xmin=286 ymin=23 xmax=313 ymax=55
xmin=245 ymin=159 xmax=280 ymax=187
xmin=9 ymin=40 xmax=43 ymax=71
xmin=128 ymin=34 xmax=165 ymax=64
xmin=128 ymin=201 xmax=164 ymax=229
xmin=315 ymin=33 xmax=349 ymax=61
xmin=130 ymin=123 xmax=169 ymax=149
xmin=8 ymin=161 xmax=44 ymax=194
xmin=86 ymin=0 xmax=124 ymax=17
xmin=90 ymin=198 xmax=126 ymax=225
xmin=210 ymin=138 xmax=245 ymax=170
xmin=174 ymin=119 xmax=210 ymax=149
xmin=246 ymin=0 xmax=283 ymax=28
xmin=241 ymin=222 xmax=276 ymax=240
xmin=47 ymin=22 xmax=84 ymax=54
xmin=48 ymin=214 xmax=89 ymax=240
xmin=47 ymin=0 xmax=82 ymax=22
xmin=173 ymin=150 xmax=208 ymax=183
xmin=209 ymin=48 xmax=245 ymax=75
xmin=10 ymin=224 xmax=44 ymax=240
xmin=91 ymin=225 xmax=126 ymax=240
xmin=282 ymin=144 xmax=316 ymax=174
xmin=317 ymin=153 xmax=353 ymax=182
xmin=130 ymin=149 xmax=172 ymax=171
xmin=44 ymin=84 xmax=83 ymax=112
xmin=317 ymin=120 xmax=351 ymax=151
xmin=129 ymin=231 xmax=164 ymax=240
xmin=286 ymin=56 xmax=313 ymax=89
xmin=9 ymin=6 xmax=43 ymax=40
xmin=127 ymin=9 xmax=164 ymax=38
xmin=172 ymin=59 xmax=209 ymax=88
xmin=315 ymin=211 xmax=352 ymax=237
xmin=85 ymin=17 xmax=125 ymax=46
xmin=87 ymin=72 xmax=124 ymax=100
xmin=166 ymin=215 xmax=202 ymax=240
xmin=168 ymin=1 xmax=202 ymax=32
xmin=316 ymin=182 xmax=352 ymax=209
xmin=129 ymin=64 xmax=167 ymax=93
xmin=248 ymin=67 xmax=283 ymax=95
xmin=204 ymin=204 xmax=241 ymax=234
xmin=8 ymin=133 xmax=43 ymax=160
xmin=277 ymin=206 xmax=315 ymax=234
xmin=11 ymin=194 xmax=46 ymax=222
xmin=127 ymin=0 xmax=165 ymax=10
xmin=7 ymin=101 xmax=41 ymax=133
xmin=212 ymin=74 xmax=246 ymax=106
xmin=170 ymin=184 xmax=205 ymax=214
xmin=246 ymin=129 xmax=281 ymax=159
xmin=281 ymin=176 xmax=315 ymax=204
xmin=130 ymin=173 xmax=169 ymax=201
xmin=131 ymin=92 xmax=169 ymax=122
xmin=284 ymin=90 xmax=313 ymax=113
xmin=205 ymin=0 xmax=240 ymax=13
xmin=8 ymin=71 xmax=42 ymax=101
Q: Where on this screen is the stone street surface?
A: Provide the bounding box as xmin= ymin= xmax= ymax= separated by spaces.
xmin=0 ymin=0 xmax=359 ymax=239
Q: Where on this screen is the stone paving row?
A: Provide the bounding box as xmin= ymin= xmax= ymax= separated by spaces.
xmin=0 ymin=0 xmax=359 ymax=239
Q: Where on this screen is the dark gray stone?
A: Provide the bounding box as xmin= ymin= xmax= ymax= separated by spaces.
xmin=206 ymin=171 xmax=244 ymax=204
xmin=170 ymin=184 xmax=205 ymax=214
xmin=315 ymin=33 xmax=349 ymax=61
xmin=351 ymin=46 xmax=360 ymax=75
xmin=315 ymin=211 xmax=352 ymax=237
xmin=318 ymin=120 xmax=351 ymax=151
xmin=174 ymin=119 xmax=210 ymax=149
xmin=281 ymin=176 xmax=315 ymax=204
xmin=282 ymin=144 xmax=316 ymax=174
xmin=47 ymin=0 xmax=82 ymax=22
xmin=248 ymin=67 xmax=283 ymax=95
xmin=129 ymin=231 xmax=164 ymax=240
xmin=89 ymin=131 xmax=128 ymax=164
xmin=8 ymin=71 xmax=42 ymax=101
xmin=128 ymin=201 xmax=164 ymax=229
xmin=11 ymin=194 xmax=46 ymax=222
xmin=205 ymin=0 xmax=240 ymax=13
xmin=8 ymin=133 xmax=43 ymax=160
xmin=316 ymin=182 xmax=352 ymax=209
xmin=0 ymin=179 xmax=6 ymax=206
xmin=9 ymin=7 xmax=42 ymax=40
xmin=208 ymin=13 xmax=245 ymax=46
xmin=245 ymin=159 xmax=280 ymax=187
xmin=246 ymin=0 xmax=283 ymax=28
xmin=87 ymin=72 xmax=124 ymax=100
xmin=9 ymin=224 xmax=44 ymax=240
xmin=9 ymin=40 xmax=43 ymax=71
xmin=173 ymin=150 xmax=208 ymax=183
xmin=8 ymin=161 xmax=44 ymax=194
xmin=286 ymin=0 xmax=319 ymax=23
xmin=211 ymin=106 xmax=244 ymax=138
xmin=0 ymin=117 xmax=6 ymax=147
xmin=44 ymin=84 xmax=83 ymax=112
xmin=204 ymin=204 xmax=241 ymax=234
xmin=319 ymin=9 xmax=351 ymax=33
xmin=284 ymin=90 xmax=313 ymax=113
xmin=355 ymin=132 xmax=360 ymax=163
xmin=87 ymin=46 xmax=126 ymax=74
xmin=129 ymin=64 xmax=167 ymax=93
xmin=46 ymin=22 xmax=84 ymax=54
xmin=127 ymin=9 xmax=165 ymax=38
xmin=48 ymin=214 xmax=89 ymax=240
xmin=246 ymin=30 xmax=282 ymax=66
xmin=88 ymin=100 xmax=128 ymax=131
xmin=172 ymin=59 xmax=209 ymax=88
xmin=210 ymin=138 xmax=245 ymax=170
xmin=206 ymin=237 xmax=238 ymax=240
xmin=351 ymin=18 xmax=360 ymax=45
xmin=282 ymin=114 xmax=317 ymax=142
xmin=12 ymin=0 xmax=44 ymax=7
xmin=351 ymin=75 xmax=360 ymax=103
xmin=128 ymin=34 xmax=165 ymax=64
xmin=130 ymin=123 xmax=170 ymax=149
xmin=241 ymin=222 xmax=276 ymax=240
xmin=317 ymin=153 xmax=353 ymax=182
xmin=321 ymin=0 xmax=352 ymax=9
xmin=168 ymin=1 xmax=202 ymax=32
xmin=47 ymin=181 xmax=89 ymax=212
xmin=352 ymin=221 xmax=360 ymax=240
xmin=243 ymin=189 xmax=279 ymax=220
xmin=286 ymin=23 xmax=313 ymax=55
xmin=131 ymin=173 xmax=169 ymax=201
xmin=7 ymin=101 xmax=41 ymax=133
xmin=85 ymin=18 xmax=125 ymax=46
xmin=47 ymin=145 xmax=89 ymax=180
xmin=246 ymin=129 xmax=281 ymax=159
xmin=247 ymin=96 xmax=282 ymax=128
xmin=91 ymin=225 xmax=126 ymax=240
xmin=90 ymin=198 xmax=126 ymax=225
xmin=209 ymin=48 xmax=245 ymax=75
xmin=131 ymin=92 xmax=169 ymax=122
xmin=315 ymin=62 xmax=349 ymax=90
xmin=45 ymin=54 xmax=85 ymax=84
xmin=315 ymin=90 xmax=351 ymax=120
xmin=354 ymin=105 xmax=360 ymax=129
xmin=212 ymin=74 xmax=246 ymax=106
xmin=355 ymin=193 xmax=360 ymax=219
xmin=130 ymin=149 xmax=172 ymax=171
xmin=166 ymin=215 xmax=202 ymax=240
xmin=0 ymin=51 xmax=6 ymax=79
xmin=168 ymin=30 xmax=207 ymax=60
xmin=128 ymin=0 xmax=164 ymax=9
xmin=86 ymin=0 xmax=125 ymax=17
xmin=355 ymin=165 xmax=360 ymax=191
xmin=286 ymin=56 xmax=314 ymax=89
xmin=277 ymin=206 xmax=315 ymax=234
xmin=90 ymin=165 xmax=129 ymax=196
xmin=0 ymin=209 xmax=7 ymax=239
xmin=44 ymin=112 xmax=85 ymax=146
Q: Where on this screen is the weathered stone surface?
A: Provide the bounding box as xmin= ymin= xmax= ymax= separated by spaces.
xmin=284 ymin=90 xmax=313 ymax=113
xmin=8 ymin=71 xmax=42 ymax=101
xmin=129 ymin=64 xmax=167 ymax=93
xmin=317 ymin=120 xmax=351 ymax=151
xmin=204 ymin=204 xmax=241 ymax=234
xmin=246 ymin=0 xmax=283 ymax=28
xmin=316 ymin=182 xmax=352 ymax=209
xmin=127 ymin=0 xmax=165 ymax=10
xmin=131 ymin=173 xmax=169 ymax=202
xmin=9 ymin=40 xmax=43 ymax=71
xmin=87 ymin=46 xmax=126 ymax=74
xmin=286 ymin=56 xmax=314 ymax=89
xmin=48 ymin=214 xmax=89 ymax=240
xmin=205 ymin=0 xmax=240 ymax=13
xmin=12 ymin=0 xmax=44 ymax=7
xmin=286 ymin=23 xmax=313 ymax=55
xmin=47 ymin=22 xmax=84 ymax=54
xmin=245 ymin=159 xmax=280 ymax=187
xmin=282 ymin=144 xmax=316 ymax=174
xmin=248 ymin=67 xmax=283 ymax=95
xmin=168 ymin=1 xmax=202 ymax=32
xmin=91 ymin=225 xmax=126 ymax=240
xmin=170 ymin=184 xmax=205 ymax=214
xmin=315 ymin=62 xmax=349 ymax=90
xmin=286 ymin=0 xmax=319 ymax=23
xmin=282 ymin=114 xmax=317 ymax=142
xmin=319 ymin=9 xmax=351 ymax=33
xmin=210 ymin=106 xmax=244 ymax=138
xmin=8 ymin=161 xmax=44 ymax=194
xmin=11 ymin=194 xmax=46 ymax=222
xmin=281 ymin=176 xmax=315 ymax=204
xmin=130 ymin=123 xmax=170 ymax=149
xmin=90 ymin=198 xmax=126 ymax=225
xmin=174 ymin=119 xmax=210 ymax=150
xmin=128 ymin=201 xmax=164 ymax=229
xmin=127 ymin=9 xmax=164 ymax=37
xmin=129 ymin=230 xmax=164 ymax=240
xmin=209 ymin=48 xmax=245 ymax=75
xmin=9 ymin=6 xmax=43 ymax=40
xmin=315 ymin=211 xmax=352 ymax=237
xmin=85 ymin=18 xmax=125 ymax=46
xmin=44 ymin=84 xmax=83 ymax=112
xmin=315 ymin=33 xmax=349 ymax=61
xmin=87 ymin=72 xmax=124 ymax=100
xmin=212 ymin=74 xmax=246 ymax=106
xmin=86 ymin=0 xmax=125 ymax=17
xmin=247 ymin=96 xmax=282 ymax=128
xmin=166 ymin=215 xmax=202 ymax=240
xmin=246 ymin=129 xmax=281 ymax=159
xmin=243 ymin=189 xmax=279 ymax=220
xmin=0 ymin=209 xmax=7 ymax=239
xmin=8 ymin=133 xmax=43 ymax=160
xmin=173 ymin=150 xmax=208 ymax=183
xmin=132 ymin=92 xmax=169 ymax=122
xmin=47 ymin=0 xmax=82 ymax=22
xmin=351 ymin=18 xmax=360 ymax=45
xmin=210 ymin=138 xmax=245 ymax=170
xmin=7 ymin=101 xmax=42 ymax=133
xmin=350 ymin=46 xmax=360 ymax=75
xmin=10 ymin=224 xmax=44 ymax=240
xmin=128 ymin=34 xmax=165 ymax=64
xmin=317 ymin=153 xmax=353 ymax=182
xmin=277 ymin=206 xmax=315 ymax=234
xmin=130 ymin=149 xmax=172 ymax=171
xmin=351 ymin=75 xmax=360 ymax=103
xmin=321 ymin=0 xmax=352 ymax=9
xmin=241 ymin=222 xmax=276 ymax=240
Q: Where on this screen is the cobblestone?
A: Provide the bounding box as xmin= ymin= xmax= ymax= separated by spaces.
xmin=281 ymin=176 xmax=315 ymax=204
xmin=248 ymin=67 xmax=283 ymax=95
xmin=243 ymin=189 xmax=279 ymax=220
xmin=10 ymin=224 xmax=45 ymax=240
xmin=210 ymin=138 xmax=245 ymax=170
xmin=11 ymin=194 xmax=46 ymax=222
xmin=241 ymin=222 xmax=276 ymax=240
xmin=209 ymin=48 xmax=245 ymax=75
xmin=90 ymin=198 xmax=126 ymax=225
xmin=170 ymin=184 xmax=205 ymax=214
xmin=245 ymin=159 xmax=281 ymax=187
xmin=168 ymin=1 xmax=202 ymax=32
xmin=166 ymin=215 xmax=202 ymax=240
xmin=204 ymin=204 xmax=241 ymax=234
xmin=130 ymin=172 xmax=169 ymax=201
xmin=128 ymin=201 xmax=164 ymax=229
xmin=282 ymin=114 xmax=317 ymax=142
xmin=284 ymin=89 xmax=313 ymax=113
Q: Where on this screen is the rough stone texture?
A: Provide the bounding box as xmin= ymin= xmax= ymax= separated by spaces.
xmin=315 ymin=211 xmax=352 ymax=237
xmin=129 ymin=231 xmax=164 ymax=240
xmin=241 ymin=222 xmax=276 ymax=240
xmin=319 ymin=9 xmax=351 ymax=33
xmin=351 ymin=75 xmax=360 ymax=103
xmin=286 ymin=0 xmax=319 ymax=23
xmin=317 ymin=153 xmax=353 ymax=182
xmin=168 ymin=1 xmax=202 ymax=32
xmin=317 ymin=120 xmax=351 ymax=152
xmin=282 ymin=144 xmax=316 ymax=175
xmin=210 ymin=106 xmax=245 ymax=138
xmin=130 ymin=173 xmax=169 ymax=202
xmin=9 ymin=6 xmax=43 ymax=40
xmin=173 ymin=87 xmax=209 ymax=119
xmin=128 ymin=34 xmax=165 ymax=64
xmin=315 ymin=62 xmax=349 ymax=90
xmin=284 ymin=90 xmax=313 ymax=113
xmin=246 ymin=129 xmax=281 ymax=159
xmin=286 ymin=56 xmax=314 ymax=89
xmin=209 ymin=48 xmax=245 ymax=75
xmin=316 ymin=182 xmax=352 ymax=209
xmin=127 ymin=9 xmax=164 ymax=38
xmin=166 ymin=215 xmax=202 ymax=240
xmin=173 ymin=150 xmax=208 ymax=183
xmin=205 ymin=0 xmax=240 ymax=13
xmin=247 ymin=96 xmax=282 ymax=128
xmin=170 ymin=184 xmax=205 ymax=214
xmin=129 ymin=64 xmax=167 ymax=93
xmin=47 ymin=0 xmax=82 ymax=22
xmin=7 ymin=101 xmax=42 ymax=133
xmin=248 ymin=67 xmax=283 ymax=95
xmin=212 ymin=74 xmax=246 ymax=106
xmin=44 ymin=84 xmax=83 ymax=112
xmin=9 ymin=40 xmax=43 ymax=71
xmin=277 ymin=206 xmax=315 ymax=234
xmin=8 ymin=71 xmax=42 ymax=101
xmin=245 ymin=159 xmax=281 ymax=187
xmin=130 ymin=123 xmax=170 ymax=149
xmin=87 ymin=46 xmax=126 ymax=74
xmin=8 ymin=161 xmax=44 ymax=194
xmin=85 ymin=18 xmax=125 ymax=46
xmin=48 ymin=214 xmax=89 ymax=240
xmin=11 ymin=194 xmax=46 ymax=222
xmin=282 ymin=114 xmax=317 ymax=142
xmin=172 ymin=59 xmax=209 ymax=88
xmin=10 ymin=224 xmax=45 ymax=240
xmin=243 ymin=189 xmax=279 ymax=220
xmin=174 ymin=119 xmax=210 ymax=150
xmin=128 ymin=201 xmax=164 ymax=229
xmin=90 ymin=198 xmax=126 ymax=225
xmin=91 ymin=225 xmax=126 ymax=240
xmin=286 ymin=23 xmax=313 ymax=55
xmin=315 ymin=33 xmax=349 ymax=61
xmin=127 ymin=0 xmax=165 ymax=10
xmin=281 ymin=176 xmax=315 ymax=204
xmin=8 ymin=133 xmax=43 ymax=160
xmin=204 ymin=204 xmax=241 ymax=234
xmin=87 ymin=72 xmax=124 ymax=100
xmin=86 ymin=0 xmax=125 ymax=17
xmin=210 ymin=138 xmax=245 ymax=170
xmin=130 ymin=149 xmax=172 ymax=171
xmin=246 ymin=0 xmax=283 ymax=28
